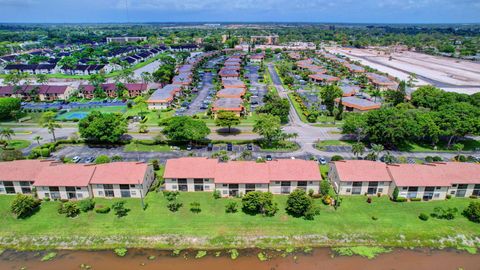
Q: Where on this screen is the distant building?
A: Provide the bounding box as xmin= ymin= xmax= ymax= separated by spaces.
xmin=106 ymin=37 xmax=147 ymax=44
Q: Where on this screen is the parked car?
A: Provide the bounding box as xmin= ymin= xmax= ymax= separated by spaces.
xmin=207 ymin=143 xmax=213 ymax=151
xmin=85 ymin=156 xmax=95 ymax=163
xmin=186 ymin=144 xmax=193 ymax=151
xmin=266 ymin=154 xmax=272 ymax=161
xmin=226 ymin=143 xmax=233 ymax=151
xmin=318 ymin=157 xmax=327 ymax=165
xmin=72 ymin=156 xmax=81 ymax=163
xmin=247 ymin=144 xmax=253 ymax=151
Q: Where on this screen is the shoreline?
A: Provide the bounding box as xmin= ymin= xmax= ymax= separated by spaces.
xmin=1 ymin=233 xmax=478 ymax=252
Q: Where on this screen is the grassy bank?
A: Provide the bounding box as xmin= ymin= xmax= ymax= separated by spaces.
xmin=0 ymin=193 xmax=478 ymax=250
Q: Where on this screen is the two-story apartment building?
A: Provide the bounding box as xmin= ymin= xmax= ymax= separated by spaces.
xmin=163 ymin=157 xmax=322 ymax=197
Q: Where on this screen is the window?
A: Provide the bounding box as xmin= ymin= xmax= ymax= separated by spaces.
xmin=346 ymin=188 xmax=351 ymax=193
xmin=222 ymin=190 xmax=228 ymax=195
xmin=352 ymin=182 xmax=362 ymax=195
xmin=378 ymin=188 xmax=383 ymax=193
xmin=21 ymin=187 xmax=31 ymax=194
xmin=3 ymin=181 xmax=15 ymax=194
xmin=450 ymin=191 xmax=456 ymax=195
xmin=131 ymin=191 xmax=137 ymax=196
xmin=130 ymin=185 xmax=136 ymax=188
xmin=0 ymin=187 xmax=4 ymax=193
xmin=76 ymin=187 xmax=82 ymax=190
xmin=171 ymin=185 xmax=177 ymax=190
xmin=402 ymin=187 xmax=408 ymax=190
xmin=178 ymin=179 xmax=188 ymax=192
xmin=473 ymin=184 xmax=480 ymax=196
xmin=98 ymin=191 xmax=104 ymax=196
xmin=44 ymin=193 xmax=50 ymax=198
xmin=223 ymin=184 xmax=228 ymax=187
xmin=194 ymin=179 xmax=204 ymax=191
xmin=436 ymin=186 xmax=442 ymax=190
xmin=19 ymin=181 xmax=30 ymax=187
xmin=77 ymin=193 xmax=83 ymax=199
xmin=103 ymin=184 xmax=114 ymax=197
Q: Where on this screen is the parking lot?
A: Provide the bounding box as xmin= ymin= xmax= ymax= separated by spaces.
xmin=245 ymin=63 xmax=267 ymax=109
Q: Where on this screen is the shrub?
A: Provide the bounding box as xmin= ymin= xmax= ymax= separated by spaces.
xmin=95 ymin=155 xmax=111 ymax=164
xmin=152 ymin=159 xmax=160 ymax=170
xmin=430 ymin=207 xmax=458 ymax=220
xmin=320 ymin=180 xmax=331 ymax=197
xmin=330 ymin=155 xmax=344 ymax=161
xmin=78 ymin=199 xmax=95 ymax=212
xmin=432 ymin=156 xmax=443 ymax=162
xmin=163 ymin=190 xmax=179 ymax=201
xmin=95 ymin=205 xmax=111 ymax=214
xmin=366 ymin=197 xmax=372 ymax=204
xmin=371 ymin=216 xmax=378 ymax=221
xmin=40 ymin=148 xmax=51 ymax=157
xmin=111 ymin=155 xmax=123 ymax=161
xmin=58 ymin=201 xmax=80 ymax=218
xmin=308 ymin=189 xmax=314 ymax=197
xmin=446 ymin=194 xmax=452 ymax=199
xmin=469 ymin=195 xmax=478 ymax=199
xmin=322 ymin=195 xmax=332 ymax=205
xmin=424 ymin=156 xmax=433 ymax=163
xmin=241 ymin=191 xmax=278 ymax=217
xmin=213 ymin=189 xmax=221 ymax=199
xmin=10 ymin=194 xmax=41 ymax=219
xmin=418 ymin=213 xmax=429 ymax=221
xmin=304 ymin=206 xmax=320 ymax=220
xmin=455 ymin=155 xmax=467 ymax=162
xmin=190 ymin=202 xmax=201 ymax=213
xmin=167 ymin=201 xmax=183 ymax=212
xmin=410 ymin=198 xmax=422 ymax=201
xmin=286 ymin=189 xmax=313 ymax=218
xmin=112 ymin=201 xmax=130 ymax=218
xmin=462 ymin=201 xmax=480 ymax=223
xmin=311 ymin=193 xmax=322 ymax=199
xmin=392 ymin=187 xmax=399 ymax=201
xmin=395 ymin=197 xmax=407 ymax=202
xmin=225 ymin=202 xmax=238 ymax=213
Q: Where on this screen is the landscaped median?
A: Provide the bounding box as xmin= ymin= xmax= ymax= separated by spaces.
xmin=0 ymin=193 xmax=478 ymax=250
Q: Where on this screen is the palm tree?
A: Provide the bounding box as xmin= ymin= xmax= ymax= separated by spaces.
xmin=33 ymin=135 xmax=43 ymax=146
xmin=0 ymin=127 xmax=15 ymax=142
xmin=39 ymin=112 xmax=61 ymax=142
xmin=371 ymin=88 xmax=381 ymax=103
xmin=351 ymin=142 xmax=365 ymax=159
xmin=371 ymin=143 xmax=384 ymax=161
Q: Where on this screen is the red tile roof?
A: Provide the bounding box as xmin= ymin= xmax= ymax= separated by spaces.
xmin=0 ymin=160 xmax=54 ymax=181
xmin=333 ymin=160 xmax=391 ymax=182
xmin=90 ymin=162 xmax=149 ymax=185
xmin=34 ymin=164 xmax=96 ymax=187
xmin=164 ymin=157 xmax=322 ymax=184
xmin=387 ymin=162 xmax=480 ymax=187
xmin=164 ymin=157 xmax=218 ymax=179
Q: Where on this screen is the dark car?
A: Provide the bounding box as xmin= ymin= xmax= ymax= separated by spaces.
xmin=226 ymin=143 xmax=233 ymax=151
xmin=247 ymin=144 xmax=253 ymax=151
xmin=207 ymin=143 xmax=213 ymax=151
xmin=266 ymin=154 xmax=273 ymax=161
xmin=186 ymin=144 xmax=193 ymax=151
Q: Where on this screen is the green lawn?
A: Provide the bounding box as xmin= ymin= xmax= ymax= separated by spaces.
xmin=0 ymin=194 xmax=478 ymax=249
xmin=3 ymin=140 xmax=31 ymax=150
xmin=399 ymin=139 xmax=480 ymax=153
xmin=123 ymin=142 xmax=171 ymax=152
xmin=315 ymin=140 xmax=355 ymax=151
xmin=125 ymin=108 xmax=174 ymax=126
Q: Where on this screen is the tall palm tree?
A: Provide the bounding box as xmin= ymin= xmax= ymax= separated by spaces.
xmin=0 ymin=127 xmax=15 ymax=148
xmin=33 ymin=135 xmax=43 ymax=146
xmin=351 ymin=142 xmax=365 ymax=159
xmin=39 ymin=112 xmax=61 ymax=142
xmin=371 ymin=143 xmax=384 ymax=161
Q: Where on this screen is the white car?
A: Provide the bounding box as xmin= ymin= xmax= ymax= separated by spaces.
xmin=72 ymin=156 xmax=81 ymax=163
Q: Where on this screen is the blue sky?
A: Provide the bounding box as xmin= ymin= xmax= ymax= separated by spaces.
xmin=0 ymin=0 xmax=479 ymax=23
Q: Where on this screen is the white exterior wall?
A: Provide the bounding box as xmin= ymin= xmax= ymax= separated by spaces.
xmin=91 ymin=165 xmax=155 ymax=198
xmin=446 ymin=183 xmax=478 ymax=198
xmin=0 ymin=181 xmax=34 ymax=195
xmin=214 ymin=183 xmax=269 ymax=197
xmin=148 ymin=101 xmax=170 ymax=110
xmin=36 ymin=186 xmax=91 ymax=200
xmin=394 ymin=185 xmax=449 ymax=200
xmin=164 ymin=178 xmax=215 ymax=192
xmin=328 ymin=164 xmax=390 ymax=195
xmin=269 ymin=181 xmax=320 ymax=194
